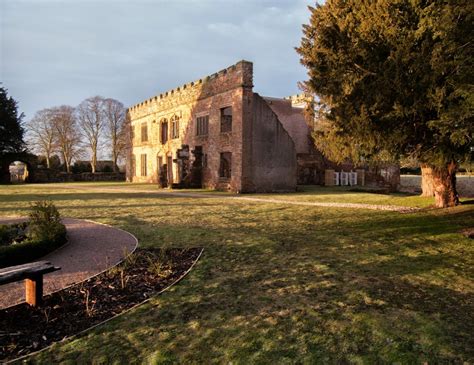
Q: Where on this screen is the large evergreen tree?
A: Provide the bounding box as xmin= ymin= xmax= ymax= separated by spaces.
xmin=297 ymin=0 xmax=473 ymax=207
xmin=0 ymin=86 xmax=25 ymax=155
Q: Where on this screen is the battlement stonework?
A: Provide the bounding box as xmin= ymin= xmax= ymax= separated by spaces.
xmin=128 ymin=61 xmax=253 ymax=120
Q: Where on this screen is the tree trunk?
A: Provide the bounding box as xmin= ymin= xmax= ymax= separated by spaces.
xmin=91 ymin=151 xmax=97 ymax=173
xmin=61 ymin=152 xmax=70 ymax=173
xmin=420 ymin=164 xmax=435 ymax=197
xmin=46 ymin=154 xmax=51 ymax=169
xmin=431 ymin=161 xmax=459 ymax=208
xmin=112 ymin=145 xmax=117 ymax=172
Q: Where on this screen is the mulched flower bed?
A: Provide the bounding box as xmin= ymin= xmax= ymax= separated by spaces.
xmin=0 ymin=247 xmax=202 ymax=362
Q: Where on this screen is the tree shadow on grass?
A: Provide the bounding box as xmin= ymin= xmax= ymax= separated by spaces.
xmin=29 ymin=211 xmax=474 ymax=364
xmin=0 ymin=191 xmax=219 ymax=203
xmin=32 ymin=248 xmax=474 ymax=364
xmin=16 ymin=201 xmax=473 ymax=363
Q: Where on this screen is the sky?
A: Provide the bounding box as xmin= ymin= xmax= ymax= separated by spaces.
xmin=1 ymin=0 xmax=315 ymax=121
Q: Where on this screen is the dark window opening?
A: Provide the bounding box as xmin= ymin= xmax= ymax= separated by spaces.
xmin=220 ymin=106 xmax=232 ymax=133
xmin=160 ymin=119 xmax=168 ymax=144
xmin=167 ymin=155 xmax=173 ymax=183
xmin=196 ymin=115 xmax=209 ymax=136
xmin=219 ymin=152 xmax=232 ymax=179
xmin=141 ymin=123 xmax=148 ymax=143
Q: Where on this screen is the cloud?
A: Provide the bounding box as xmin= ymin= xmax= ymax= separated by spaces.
xmin=1 ymin=0 xmax=314 ymax=119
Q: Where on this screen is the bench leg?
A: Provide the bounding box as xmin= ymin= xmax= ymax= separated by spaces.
xmin=25 ymin=276 xmax=43 ymax=307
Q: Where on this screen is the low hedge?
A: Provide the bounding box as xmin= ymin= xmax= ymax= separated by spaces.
xmin=0 ymin=224 xmax=67 ymax=268
xmin=0 ymin=201 xmax=67 ymax=268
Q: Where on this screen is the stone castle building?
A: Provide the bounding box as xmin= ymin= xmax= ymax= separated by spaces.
xmin=127 ymin=60 xmax=401 ymax=192
xmin=127 ymin=60 xmax=313 ymax=192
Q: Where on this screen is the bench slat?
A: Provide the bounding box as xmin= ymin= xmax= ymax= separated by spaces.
xmin=0 ymin=261 xmax=52 ymax=275
xmin=0 ymin=261 xmax=60 ymax=285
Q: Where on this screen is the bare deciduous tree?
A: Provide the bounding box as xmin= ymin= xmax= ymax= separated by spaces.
xmin=103 ymin=98 xmax=126 ymax=172
xmin=77 ymin=96 xmax=105 ymax=173
xmin=25 ymin=109 xmax=56 ymax=168
xmin=52 ymin=106 xmax=82 ymax=173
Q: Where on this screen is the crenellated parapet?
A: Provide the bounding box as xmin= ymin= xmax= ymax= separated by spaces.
xmin=128 ymin=60 xmax=253 ymax=120
xmin=283 ymin=93 xmax=312 ymax=108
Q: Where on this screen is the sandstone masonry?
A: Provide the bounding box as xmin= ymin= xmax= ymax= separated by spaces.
xmin=127 ymin=60 xmax=297 ymax=192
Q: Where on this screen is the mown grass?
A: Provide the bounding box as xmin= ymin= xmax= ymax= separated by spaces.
xmin=1 ymin=183 xmax=473 ymax=364
xmin=14 ymin=181 xmax=470 ymax=209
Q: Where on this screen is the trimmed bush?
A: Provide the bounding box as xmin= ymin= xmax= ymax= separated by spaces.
xmin=0 ymin=201 xmax=67 ymax=268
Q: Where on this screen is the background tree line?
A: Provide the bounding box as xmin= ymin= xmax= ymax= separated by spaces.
xmin=26 ymin=96 xmax=128 ymax=173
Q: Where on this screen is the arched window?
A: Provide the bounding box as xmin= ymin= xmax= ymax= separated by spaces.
xmin=160 ymin=118 xmax=168 ymax=144
xmin=170 ymin=115 xmax=179 ymax=139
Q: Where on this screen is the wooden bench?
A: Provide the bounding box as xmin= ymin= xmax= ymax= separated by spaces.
xmin=0 ymin=261 xmax=60 ymax=307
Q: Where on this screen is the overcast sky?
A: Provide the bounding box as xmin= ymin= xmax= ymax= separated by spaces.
xmin=1 ymin=0 xmax=315 ymax=120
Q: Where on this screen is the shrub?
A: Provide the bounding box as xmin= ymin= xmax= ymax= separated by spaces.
xmin=28 ymin=201 xmax=65 ymax=243
xmin=0 ymin=222 xmax=28 ymax=247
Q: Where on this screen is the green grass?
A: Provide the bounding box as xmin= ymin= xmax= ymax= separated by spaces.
xmin=251 ymin=186 xmax=438 ymax=208
xmin=18 ymin=182 xmax=470 ymax=209
xmin=1 ymin=183 xmax=473 ymax=364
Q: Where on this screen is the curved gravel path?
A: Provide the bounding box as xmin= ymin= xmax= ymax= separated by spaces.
xmin=0 ymin=218 xmax=137 ymax=309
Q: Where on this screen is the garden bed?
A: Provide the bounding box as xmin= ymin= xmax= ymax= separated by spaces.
xmin=0 ymin=247 xmax=202 ymax=362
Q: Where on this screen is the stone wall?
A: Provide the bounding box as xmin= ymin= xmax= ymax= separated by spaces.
xmin=242 ymin=94 xmax=297 ymax=192
xmin=263 ymin=97 xmax=311 ymax=154
xmin=400 ymin=175 xmax=474 ymax=197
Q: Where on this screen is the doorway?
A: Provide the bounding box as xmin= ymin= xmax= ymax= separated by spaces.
xmin=9 ymin=161 xmax=28 ymax=183
xmin=167 ymin=156 xmax=173 ymax=184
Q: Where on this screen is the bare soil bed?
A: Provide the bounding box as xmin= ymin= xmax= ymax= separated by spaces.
xmin=0 ymin=247 xmax=202 ymax=362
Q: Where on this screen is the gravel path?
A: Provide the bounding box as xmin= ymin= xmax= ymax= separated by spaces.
xmin=0 ymin=218 xmax=137 ymax=309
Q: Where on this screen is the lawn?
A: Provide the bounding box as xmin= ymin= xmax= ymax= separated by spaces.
xmin=1 ymin=183 xmax=473 ymax=364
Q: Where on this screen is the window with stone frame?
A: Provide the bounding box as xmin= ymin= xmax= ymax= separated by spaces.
xmin=171 ymin=115 xmax=179 ymax=139
xmin=140 ymin=154 xmax=147 ymax=176
xmin=141 ymin=123 xmax=148 ymax=143
xmin=220 ymin=106 xmax=232 ymax=133
xmin=131 ymin=125 xmax=135 ymax=142
xmin=219 ymin=152 xmax=232 ymax=179
xmin=160 ymin=119 xmax=168 ymax=144
xmin=196 ymin=115 xmax=209 ymax=136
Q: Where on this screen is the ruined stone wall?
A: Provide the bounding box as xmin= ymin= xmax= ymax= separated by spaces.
xmin=127 ymin=60 xmax=253 ymax=192
xmin=263 ymin=97 xmax=311 ymax=154
xmin=242 ymin=94 xmax=297 ymax=192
